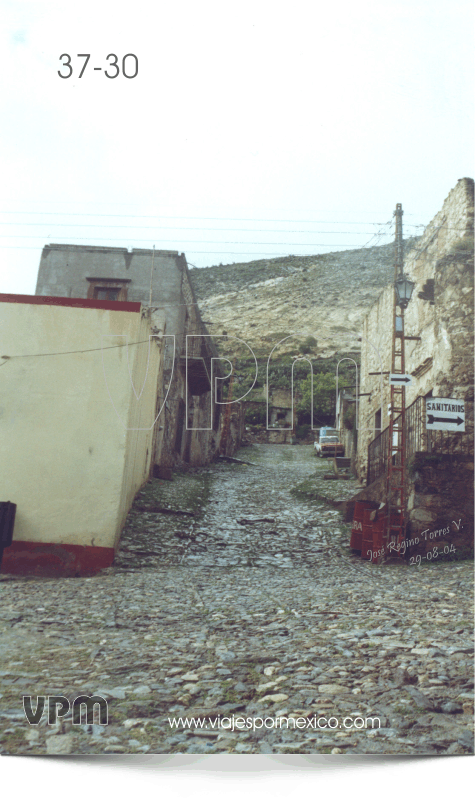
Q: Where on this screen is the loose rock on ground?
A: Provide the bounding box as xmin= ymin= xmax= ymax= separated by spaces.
xmin=0 ymin=445 xmax=473 ymax=755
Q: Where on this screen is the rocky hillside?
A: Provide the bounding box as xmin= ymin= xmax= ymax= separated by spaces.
xmin=190 ymin=238 xmax=420 ymax=360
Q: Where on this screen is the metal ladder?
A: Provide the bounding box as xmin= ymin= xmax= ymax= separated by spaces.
xmin=385 ymin=204 xmax=407 ymax=557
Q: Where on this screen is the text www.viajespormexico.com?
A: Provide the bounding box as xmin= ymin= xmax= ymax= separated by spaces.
xmin=168 ymin=714 xmax=380 ymax=732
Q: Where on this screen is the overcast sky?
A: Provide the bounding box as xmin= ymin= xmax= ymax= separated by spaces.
xmin=1 ymin=4 xmax=474 ymax=786
xmin=0 ymin=0 xmax=473 ymax=294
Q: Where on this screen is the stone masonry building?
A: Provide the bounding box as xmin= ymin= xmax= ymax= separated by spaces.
xmin=355 ymin=177 xmax=474 ymax=557
xmin=35 ymin=245 xmax=225 ymax=470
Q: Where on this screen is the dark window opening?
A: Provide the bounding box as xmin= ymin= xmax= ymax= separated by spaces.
xmin=95 ymin=287 xmax=120 ymax=301
xmin=86 ymin=277 xmax=130 ymax=302
xmin=375 ymin=408 xmax=382 ymax=434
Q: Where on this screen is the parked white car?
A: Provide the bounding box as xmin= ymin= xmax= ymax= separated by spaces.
xmin=314 ymin=427 xmax=345 ymax=457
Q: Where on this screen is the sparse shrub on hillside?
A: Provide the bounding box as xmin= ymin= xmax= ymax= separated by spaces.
xmin=449 ymin=236 xmax=474 ymax=254
xmin=269 ymin=332 xmax=292 ymax=343
xmin=300 ymin=335 xmax=318 ymax=354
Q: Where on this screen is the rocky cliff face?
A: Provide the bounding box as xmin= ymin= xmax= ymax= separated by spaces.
xmin=190 ymin=238 xmax=420 ymax=360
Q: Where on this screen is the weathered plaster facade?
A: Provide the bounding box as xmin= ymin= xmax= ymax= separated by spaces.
xmin=35 ymin=245 xmax=224 ymax=469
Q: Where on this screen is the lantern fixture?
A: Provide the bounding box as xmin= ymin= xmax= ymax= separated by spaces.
xmin=395 ymin=274 xmax=415 ymax=309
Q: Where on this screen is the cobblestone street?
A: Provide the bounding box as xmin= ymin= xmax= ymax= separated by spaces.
xmin=0 ymin=445 xmax=473 ymax=756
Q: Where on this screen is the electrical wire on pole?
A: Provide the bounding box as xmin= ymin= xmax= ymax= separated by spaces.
xmin=385 ymin=203 xmax=407 ymax=559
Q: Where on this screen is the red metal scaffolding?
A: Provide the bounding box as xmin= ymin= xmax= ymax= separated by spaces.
xmin=385 ymin=203 xmax=407 ymax=556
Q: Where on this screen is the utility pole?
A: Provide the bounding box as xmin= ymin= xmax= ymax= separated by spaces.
xmin=149 ymin=245 xmax=155 ymax=306
xmin=385 ymin=203 xmax=407 ymax=555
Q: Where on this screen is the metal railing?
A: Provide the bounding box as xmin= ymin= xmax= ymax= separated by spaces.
xmin=367 ymin=395 xmax=471 ymax=485
xmin=367 ymin=425 xmax=390 ymax=486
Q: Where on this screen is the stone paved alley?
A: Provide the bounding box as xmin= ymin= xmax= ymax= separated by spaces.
xmin=0 ymin=445 xmax=473 ymax=756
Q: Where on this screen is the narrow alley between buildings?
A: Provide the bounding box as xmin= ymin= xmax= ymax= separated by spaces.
xmin=0 ymin=445 xmax=473 ymax=756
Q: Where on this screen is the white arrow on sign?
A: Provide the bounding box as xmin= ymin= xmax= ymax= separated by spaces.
xmin=389 ymin=373 xmax=412 ymax=385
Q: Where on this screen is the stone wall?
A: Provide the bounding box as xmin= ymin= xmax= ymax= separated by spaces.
xmin=267 ymin=430 xmax=291 ymax=444
xmin=223 ymin=403 xmax=245 ymax=457
xmin=356 ymin=178 xmax=474 ymax=484
xmin=405 ymin=453 xmax=474 ymax=560
xmin=35 ymin=245 xmax=228 ymax=470
xmin=149 ymin=261 xmax=225 ymax=469
xmin=351 ymin=452 xmax=474 ymax=561
xmin=342 ymin=426 xmax=357 ymax=464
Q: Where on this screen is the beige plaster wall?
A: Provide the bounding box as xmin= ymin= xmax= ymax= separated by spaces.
xmin=0 ymin=301 xmax=161 ymax=550
xmin=115 ymin=308 xmax=164 ymax=546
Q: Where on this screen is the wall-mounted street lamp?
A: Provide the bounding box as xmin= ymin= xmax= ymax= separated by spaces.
xmin=394 ymin=274 xmax=415 ymax=310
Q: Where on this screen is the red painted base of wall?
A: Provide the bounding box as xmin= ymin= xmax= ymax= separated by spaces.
xmin=0 ymin=541 xmax=115 ymax=577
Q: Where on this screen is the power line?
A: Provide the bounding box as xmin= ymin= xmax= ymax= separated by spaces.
xmin=0 ymin=339 xmax=154 ymax=360
xmin=0 ymin=222 xmax=399 ymax=234
xmin=0 ymin=245 xmax=386 ymax=254
xmin=358 ymin=219 xmax=393 ymax=250
xmin=0 ymin=218 xmax=415 ymax=333
xmin=0 ymin=223 xmax=423 ymax=256
xmin=0 ymin=328 xmax=236 ymax=361
xmin=0 ymin=235 xmax=386 ymax=246
xmin=0 ymin=212 xmax=450 ymax=231
xmin=0 ymin=210 xmax=397 ymax=224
